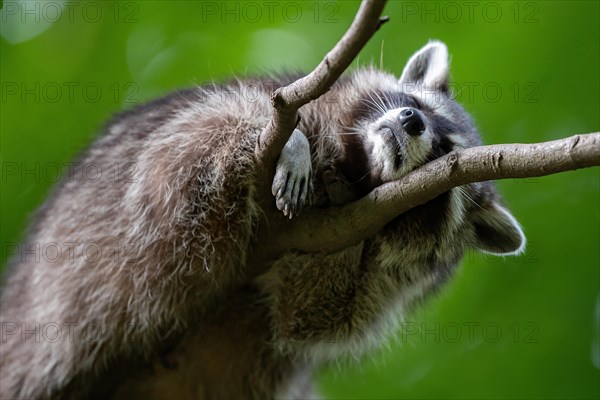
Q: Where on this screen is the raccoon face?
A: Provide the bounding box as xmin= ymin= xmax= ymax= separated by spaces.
xmin=341 ymin=41 xmax=526 ymax=256
xmin=358 ymin=41 xmax=480 ymax=183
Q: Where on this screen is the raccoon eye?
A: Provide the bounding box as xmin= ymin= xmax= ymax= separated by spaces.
xmin=409 ymin=97 xmax=422 ymax=109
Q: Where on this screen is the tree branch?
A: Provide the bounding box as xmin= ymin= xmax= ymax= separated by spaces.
xmin=255 ymin=133 xmax=600 ymax=257
xmin=254 ymin=0 xmax=388 ymax=175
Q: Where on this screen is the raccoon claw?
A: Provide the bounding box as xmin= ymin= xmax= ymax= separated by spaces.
xmin=272 ymin=129 xmax=312 ymax=219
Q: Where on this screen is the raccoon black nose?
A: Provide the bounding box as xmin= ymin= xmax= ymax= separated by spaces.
xmin=399 ymin=108 xmax=425 ymax=136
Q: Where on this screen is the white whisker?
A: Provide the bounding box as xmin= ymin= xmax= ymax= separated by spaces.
xmin=457 ymin=186 xmax=483 ymax=210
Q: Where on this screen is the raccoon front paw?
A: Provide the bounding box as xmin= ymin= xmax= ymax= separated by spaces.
xmin=272 ymin=129 xmax=312 ymax=219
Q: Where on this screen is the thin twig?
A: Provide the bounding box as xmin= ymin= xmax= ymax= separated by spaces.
xmin=255 ymin=0 xmax=388 ymax=174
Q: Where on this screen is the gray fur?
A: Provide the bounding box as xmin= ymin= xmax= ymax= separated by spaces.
xmin=0 ymin=42 xmax=524 ymax=399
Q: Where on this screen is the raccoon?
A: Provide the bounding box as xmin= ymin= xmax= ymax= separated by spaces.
xmin=0 ymin=41 xmax=525 ymax=399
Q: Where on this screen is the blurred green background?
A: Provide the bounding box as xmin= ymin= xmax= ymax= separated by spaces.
xmin=1 ymin=0 xmax=598 ymax=398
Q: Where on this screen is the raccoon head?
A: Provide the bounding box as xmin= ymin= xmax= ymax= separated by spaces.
xmin=351 ymin=41 xmax=477 ymax=183
xmin=339 ymin=41 xmax=525 ymax=255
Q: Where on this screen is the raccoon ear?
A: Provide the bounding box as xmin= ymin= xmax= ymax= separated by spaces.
xmin=399 ymin=40 xmax=449 ymax=92
xmin=472 ymin=202 xmax=526 ymax=255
